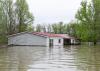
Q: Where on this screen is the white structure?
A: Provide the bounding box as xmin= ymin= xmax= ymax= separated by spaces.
xmin=8 ymin=32 xmax=79 ymax=46
xmin=70 ymin=38 xmax=80 ymax=45
xmin=8 ymin=32 xmax=64 ymax=46
xmin=49 ymin=37 xmax=63 ymax=46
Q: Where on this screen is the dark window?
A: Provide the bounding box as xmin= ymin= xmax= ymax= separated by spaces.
xmin=50 ymin=39 xmax=53 ymax=43
xmin=58 ymin=39 xmax=61 ymax=43
xmin=49 ymin=39 xmax=53 ymax=46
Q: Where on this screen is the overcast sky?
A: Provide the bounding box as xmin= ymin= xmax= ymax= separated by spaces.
xmin=27 ymin=0 xmax=82 ymax=25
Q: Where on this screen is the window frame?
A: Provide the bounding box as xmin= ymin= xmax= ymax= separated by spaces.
xmin=58 ymin=39 xmax=61 ymax=43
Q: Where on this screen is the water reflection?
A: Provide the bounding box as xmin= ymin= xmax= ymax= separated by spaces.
xmin=0 ymin=45 xmax=100 ymax=71
xmin=0 ymin=46 xmax=47 ymax=71
xmin=75 ymin=45 xmax=100 ymax=71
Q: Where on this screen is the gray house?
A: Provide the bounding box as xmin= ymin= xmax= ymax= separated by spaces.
xmin=8 ymin=32 xmax=48 ymax=46
xmin=8 ymin=32 xmax=79 ymax=46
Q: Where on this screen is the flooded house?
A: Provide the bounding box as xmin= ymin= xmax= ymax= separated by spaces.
xmin=8 ymin=32 xmax=79 ymax=46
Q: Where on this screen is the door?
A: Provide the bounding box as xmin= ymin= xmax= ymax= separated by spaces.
xmin=64 ymin=39 xmax=71 ymax=45
xmin=49 ymin=39 xmax=53 ymax=46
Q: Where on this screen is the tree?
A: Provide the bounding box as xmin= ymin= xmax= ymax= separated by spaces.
xmin=0 ymin=0 xmax=16 ymax=35
xmin=27 ymin=23 xmax=34 ymax=32
xmin=0 ymin=0 xmax=14 ymax=43
xmin=5 ymin=0 xmax=16 ymax=35
xmin=42 ymin=25 xmax=47 ymax=32
xmin=52 ymin=22 xmax=66 ymax=34
xmin=75 ymin=0 xmax=100 ymax=43
xmin=0 ymin=0 xmax=34 ymax=44
xmin=75 ymin=0 xmax=91 ymax=40
xmin=66 ymin=22 xmax=77 ymax=36
xmin=0 ymin=0 xmax=6 ymax=34
xmin=15 ymin=0 xmax=34 ymax=32
xmin=35 ymin=24 xmax=42 ymax=32
xmin=92 ymin=0 xmax=100 ymax=44
xmin=52 ymin=24 xmax=59 ymax=34
xmin=47 ymin=24 xmax=53 ymax=33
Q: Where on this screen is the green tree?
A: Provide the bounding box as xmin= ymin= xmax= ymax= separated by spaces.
xmin=47 ymin=24 xmax=52 ymax=33
xmin=0 ymin=0 xmax=34 ymax=44
xmin=35 ymin=24 xmax=42 ymax=32
xmin=75 ymin=0 xmax=100 ymax=43
xmin=92 ymin=0 xmax=100 ymax=44
xmin=5 ymin=0 xmax=16 ymax=35
xmin=0 ymin=0 xmax=6 ymax=34
xmin=0 ymin=0 xmax=16 ymax=35
xmin=52 ymin=24 xmax=59 ymax=34
xmin=66 ymin=22 xmax=77 ymax=36
xmin=15 ymin=0 xmax=34 ymax=32
xmin=52 ymin=22 xmax=66 ymax=34
xmin=27 ymin=23 xmax=34 ymax=32
xmin=42 ymin=25 xmax=47 ymax=32
xmin=0 ymin=0 xmax=12 ymax=43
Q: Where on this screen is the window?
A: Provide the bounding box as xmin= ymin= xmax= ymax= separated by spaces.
xmin=49 ymin=39 xmax=53 ymax=44
xmin=58 ymin=39 xmax=61 ymax=43
xmin=49 ymin=39 xmax=53 ymax=46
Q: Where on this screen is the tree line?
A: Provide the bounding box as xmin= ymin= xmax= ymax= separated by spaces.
xmin=34 ymin=22 xmax=67 ymax=34
xmin=74 ymin=0 xmax=100 ymax=44
xmin=34 ymin=0 xmax=100 ymax=44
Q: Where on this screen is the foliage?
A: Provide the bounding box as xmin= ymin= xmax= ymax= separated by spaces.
xmin=52 ymin=22 xmax=67 ymax=34
xmin=0 ymin=0 xmax=34 ymax=44
xmin=74 ymin=0 xmax=100 ymax=43
xmin=35 ymin=24 xmax=42 ymax=32
xmin=15 ymin=0 xmax=34 ymax=32
xmin=0 ymin=35 xmax=8 ymax=44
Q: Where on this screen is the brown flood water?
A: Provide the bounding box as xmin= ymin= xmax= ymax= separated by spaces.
xmin=0 ymin=45 xmax=100 ymax=71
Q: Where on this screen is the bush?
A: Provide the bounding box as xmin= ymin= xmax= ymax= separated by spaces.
xmin=0 ymin=35 xmax=8 ymax=44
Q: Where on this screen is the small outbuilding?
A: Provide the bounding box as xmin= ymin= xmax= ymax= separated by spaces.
xmin=8 ymin=32 xmax=80 ymax=46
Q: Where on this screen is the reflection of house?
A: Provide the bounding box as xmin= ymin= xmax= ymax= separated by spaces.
xmin=8 ymin=32 xmax=80 ymax=46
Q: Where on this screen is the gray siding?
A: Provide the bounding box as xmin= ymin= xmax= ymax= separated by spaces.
xmin=8 ymin=33 xmax=47 ymax=46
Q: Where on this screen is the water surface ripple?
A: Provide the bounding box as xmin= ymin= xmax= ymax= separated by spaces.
xmin=0 ymin=45 xmax=100 ymax=71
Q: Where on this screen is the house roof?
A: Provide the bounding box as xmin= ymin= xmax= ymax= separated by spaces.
xmin=8 ymin=32 xmax=74 ymax=39
xmin=33 ymin=32 xmax=60 ymax=37
xmin=8 ymin=32 xmax=47 ymax=38
xmin=32 ymin=32 xmax=73 ymax=39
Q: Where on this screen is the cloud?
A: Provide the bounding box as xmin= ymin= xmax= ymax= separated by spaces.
xmin=27 ymin=0 xmax=82 ymax=24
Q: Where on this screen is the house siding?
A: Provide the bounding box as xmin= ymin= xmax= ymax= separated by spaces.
xmin=8 ymin=33 xmax=47 ymax=46
xmin=49 ymin=37 xmax=63 ymax=46
xmin=46 ymin=38 xmax=49 ymax=46
xmin=70 ymin=38 xmax=80 ymax=45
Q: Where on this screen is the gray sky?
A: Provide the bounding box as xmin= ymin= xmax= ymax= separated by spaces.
xmin=27 ymin=0 xmax=82 ymax=25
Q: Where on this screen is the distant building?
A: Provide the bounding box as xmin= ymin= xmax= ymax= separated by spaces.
xmin=8 ymin=32 xmax=80 ymax=46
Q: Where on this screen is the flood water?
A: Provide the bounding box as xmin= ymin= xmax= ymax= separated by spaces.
xmin=0 ymin=45 xmax=100 ymax=71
